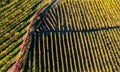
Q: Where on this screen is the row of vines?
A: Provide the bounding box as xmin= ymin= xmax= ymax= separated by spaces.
xmin=0 ymin=0 xmax=47 ymax=71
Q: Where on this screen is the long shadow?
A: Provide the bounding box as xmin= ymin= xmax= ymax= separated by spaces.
xmin=36 ymin=26 xmax=120 ymax=34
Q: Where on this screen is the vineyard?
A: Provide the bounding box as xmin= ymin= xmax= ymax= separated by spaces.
xmin=0 ymin=0 xmax=120 ymax=72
